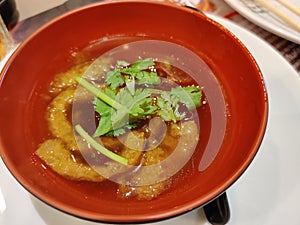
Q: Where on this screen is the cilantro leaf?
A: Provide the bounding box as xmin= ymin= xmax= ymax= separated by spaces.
xmin=171 ymin=86 xmax=202 ymax=110
xmin=111 ymin=88 xmax=157 ymax=130
xmin=157 ymin=91 xmax=185 ymax=122
xmin=131 ymin=58 xmax=155 ymax=70
xmin=105 ymin=58 xmax=160 ymax=89
xmin=92 ymin=85 xmax=157 ymax=137
xmin=94 ymin=114 xmax=112 ymax=137
xmin=117 ymin=88 xmax=155 ymax=117
xmin=136 ymin=71 xmax=161 ymax=85
xmin=93 ymin=87 xmax=116 ymax=137
xmin=106 ymin=122 xmax=139 ymax=137
xmin=124 ymin=75 xmax=135 ymax=95
xmin=117 ymin=60 xmax=130 ymax=67
xmin=105 ymin=70 xmax=124 ymax=89
xmin=156 ymin=86 xmax=202 ymax=122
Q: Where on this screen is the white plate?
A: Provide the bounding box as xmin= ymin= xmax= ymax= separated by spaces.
xmin=224 ymin=0 xmax=300 ymax=44
xmin=1 ymin=16 xmax=300 ymax=225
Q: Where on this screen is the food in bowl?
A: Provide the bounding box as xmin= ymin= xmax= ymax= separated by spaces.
xmin=0 ymin=1 xmax=268 ymax=223
xmin=34 ymin=38 xmax=219 ymax=201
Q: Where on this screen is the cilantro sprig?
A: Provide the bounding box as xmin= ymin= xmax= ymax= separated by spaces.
xmin=74 ymin=58 xmax=202 ymax=164
xmin=75 ymin=58 xmax=202 ymax=137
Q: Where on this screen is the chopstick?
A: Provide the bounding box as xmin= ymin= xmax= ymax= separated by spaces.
xmin=254 ymin=0 xmax=300 ymax=32
xmin=276 ymin=0 xmax=300 ymax=17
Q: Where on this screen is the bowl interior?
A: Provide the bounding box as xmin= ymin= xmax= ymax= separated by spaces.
xmin=0 ymin=1 xmax=267 ymax=223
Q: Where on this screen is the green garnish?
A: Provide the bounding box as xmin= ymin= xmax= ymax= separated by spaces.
xmin=105 ymin=58 xmax=161 ymax=89
xmin=75 ymin=58 xmax=202 ymax=137
xmin=150 ymin=86 xmax=202 ymax=122
xmin=156 ymin=90 xmax=185 ymax=122
xmin=171 ymin=86 xmax=202 ymax=110
xmin=74 ymin=124 xmax=128 ymax=165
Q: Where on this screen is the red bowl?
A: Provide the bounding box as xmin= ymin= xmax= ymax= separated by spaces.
xmin=0 ymin=1 xmax=268 ymax=223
